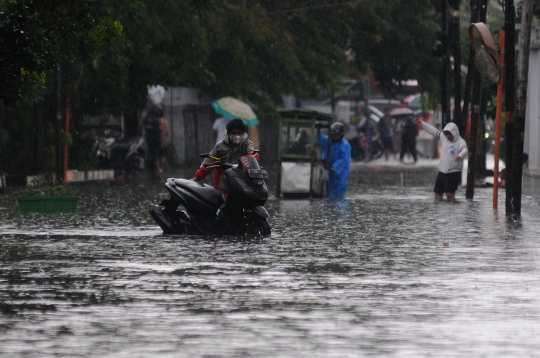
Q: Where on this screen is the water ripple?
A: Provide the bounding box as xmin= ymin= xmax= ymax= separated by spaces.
xmin=2 ymin=170 xmax=540 ymax=357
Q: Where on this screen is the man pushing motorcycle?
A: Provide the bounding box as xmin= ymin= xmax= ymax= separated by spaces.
xmin=150 ymin=117 xmax=270 ymax=236
xmin=191 ymin=118 xmax=259 ymax=197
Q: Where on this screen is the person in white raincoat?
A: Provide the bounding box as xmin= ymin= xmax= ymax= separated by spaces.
xmin=415 ymin=119 xmax=468 ymax=201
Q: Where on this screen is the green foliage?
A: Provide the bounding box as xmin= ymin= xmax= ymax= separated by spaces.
xmin=67 ymin=0 xmax=351 ymax=115
xmin=349 ymin=0 xmax=440 ymax=98
xmin=14 ymin=185 xmax=70 ymax=198
xmin=13 ymin=176 xmax=72 ymax=197
xmin=2 ymin=0 xmax=442 ymax=111
xmin=1 ymin=0 xmax=446 ymax=108
xmin=61 ymin=0 xmax=210 ymax=114
xmin=0 ymin=0 xmax=122 ymax=104
xmin=2 ymin=0 xmax=448 ymax=174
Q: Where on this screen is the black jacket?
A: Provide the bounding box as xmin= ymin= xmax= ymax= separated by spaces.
xmin=401 ymin=118 xmax=419 ymax=142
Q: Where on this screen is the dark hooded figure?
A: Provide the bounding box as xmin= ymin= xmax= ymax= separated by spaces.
xmin=143 ymin=105 xmax=163 ymax=173
xmin=400 ymin=116 xmax=419 ymax=163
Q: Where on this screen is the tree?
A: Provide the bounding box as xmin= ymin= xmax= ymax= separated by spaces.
xmin=349 ymin=0 xmax=440 ymax=97
xmin=2 ymin=0 xmax=449 ymax=174
xmin=59 ymin=0 xmax=351 ymax=126
xmin=62 ymin=0 xmax=441 ymax=118
xmin=0 ymin=0 xmax=122 ymax=104
xmin=0 ymin=0 xmax=121 ymax=176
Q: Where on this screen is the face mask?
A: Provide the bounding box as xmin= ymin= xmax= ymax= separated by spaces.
xmin=230 ymin=135 xmax=242 ymax=144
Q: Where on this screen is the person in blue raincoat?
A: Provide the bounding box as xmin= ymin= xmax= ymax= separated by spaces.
xmin=317 ymin=122 xmax=351 ymax=198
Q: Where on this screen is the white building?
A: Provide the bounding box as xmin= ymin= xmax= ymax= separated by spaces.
xmin=523 ymin=19 xmax=540 ymax=198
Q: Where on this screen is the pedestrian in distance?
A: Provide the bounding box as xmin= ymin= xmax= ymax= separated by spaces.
xmin=378 ymin=108 xmax=394 ymax=161
xmin=212 ymin=117 xmax=229 ymax=144
xmin=498 ymin=168 xmax=506 ymax=189
xmin=415 ymin=119 xmax=468 ymax=202
xmin=400 ymin=116 xmax=419 ymax=163
xmin=392 ymin=117 xmax=403 ymax=159
xmin=523 ymin=153 xmax=529 ymax=169
xmin=156 ymin=115 xmax=169 ymax=173
xmin=316 ymin=122 xmax=351 ymax=198
xmin=289 ymin=129 xmax=310 ymax=155
xmin=143 ymin=104 xmax=163 ymax=174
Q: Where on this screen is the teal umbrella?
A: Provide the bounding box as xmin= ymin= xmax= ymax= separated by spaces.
xmin=406 ymin=94 xmax=422 ymax=110
xmin=210 ymin=97 xmax=259 ymax=127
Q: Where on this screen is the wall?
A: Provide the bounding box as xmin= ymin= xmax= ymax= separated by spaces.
xmin=524 ymin=21 xmax=540 ymax=199
xmin=161 ymin=87 xmax=213 ymax=166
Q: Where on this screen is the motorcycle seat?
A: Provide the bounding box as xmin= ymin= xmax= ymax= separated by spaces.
xmin=171 ymin=178 xmax=225 ymax=207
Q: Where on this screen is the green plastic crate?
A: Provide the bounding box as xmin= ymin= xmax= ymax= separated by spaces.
xmin=17 ymin=196 xmax=79 ymax=213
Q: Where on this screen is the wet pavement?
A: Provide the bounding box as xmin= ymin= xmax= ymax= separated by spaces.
xmin=2 ymin=158 xmax=540 ymax=357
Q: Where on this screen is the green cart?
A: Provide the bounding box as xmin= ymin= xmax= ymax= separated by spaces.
xmin=276 ymin=109 xmax=333 ymax=198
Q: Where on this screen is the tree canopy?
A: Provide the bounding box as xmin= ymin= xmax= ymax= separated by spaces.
xmin=348 ymin=0 xmax=440 ymax=97
xmin=0 ymin=0 xmax=443 ymax=175
xmin=0 ymin=0 xmax=122 ymax=104
xmin=61 ymin=0 xmax=441 ymax=115
xmin=1 ymin=0 xmax=441 ymax=110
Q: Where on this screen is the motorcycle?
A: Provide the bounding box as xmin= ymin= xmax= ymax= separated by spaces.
xmin=149 ymin=153 xmax=271 ymax=237
xmin=95 ymin=131 xmax=145 ymax=174
xmin=350 ymin=129 xmax=384 ymax=161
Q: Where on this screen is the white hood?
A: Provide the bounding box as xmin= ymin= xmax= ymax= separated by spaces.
xmin=420 ymin=120 xmax=468 ymax=174
xmin=442 ymin=122 xmax=461 ymax=143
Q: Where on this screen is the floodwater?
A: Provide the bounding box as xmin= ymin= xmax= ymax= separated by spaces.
xmin=2 ymin=160 xmax=540 ymax=357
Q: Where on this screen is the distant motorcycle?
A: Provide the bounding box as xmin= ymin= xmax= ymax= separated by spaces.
xmin=95 ymin=131 xmax=145 ymax=173
xmin=349 ymin=130 xmax=383 ymax=161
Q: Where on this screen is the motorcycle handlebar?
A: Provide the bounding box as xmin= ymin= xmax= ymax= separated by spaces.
xmin=201 ymin=152 xmax=259 ymax=169
xmin=203 ymin=161 xmax=233 ymax=170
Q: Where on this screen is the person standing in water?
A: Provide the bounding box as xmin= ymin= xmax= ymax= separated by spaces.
xmin=316 ymin=122 xmax=351 ymax=198
xmin=415 ymin=119 xmax=468 ymax=201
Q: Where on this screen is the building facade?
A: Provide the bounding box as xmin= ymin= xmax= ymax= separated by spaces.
xmin=523 ymin=20 xmax=540 ymax=199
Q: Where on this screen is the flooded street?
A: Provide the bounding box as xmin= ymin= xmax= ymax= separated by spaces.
xmin=2 ymin=161 xmax=540 ymax=357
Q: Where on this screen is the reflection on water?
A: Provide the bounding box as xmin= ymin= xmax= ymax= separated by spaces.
xmin=2 ymin=166 xmax=540 ymax=357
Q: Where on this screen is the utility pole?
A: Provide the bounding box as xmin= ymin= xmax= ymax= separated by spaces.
xmin=504 ymin=0 xmax=517 ymax=214
xmin=465 ymin=0 xmax=488 ymax=200
xmin=461 ymin=0 xmax=481 ymax=136
xmin=56 ymin=63 xmax=64 ymax=182
xmin=508 ymin=0 xmax=533 ymax=215
xmin=465 ymin=57 xmax=483 ymax=199
xmin=441 ymin=0 xmax=451 ymax=128
xmin=450 ymin=0 xmax=462 ymax=130
xmin=493 ymin=30 xmax=505 ymax=209
xmin=476 ymin=0 xmax=488 ymax=181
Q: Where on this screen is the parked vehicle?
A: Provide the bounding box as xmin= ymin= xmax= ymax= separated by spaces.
xmin=149 ymin=153 xmax=271 ymax=237
xmin=95 ymin=131 xmax=145 ymax=173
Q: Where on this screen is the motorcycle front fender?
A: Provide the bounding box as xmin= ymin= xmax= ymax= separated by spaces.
xmin=252 ymin=206 xmax=269 ymax=218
